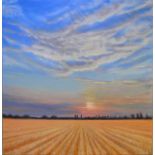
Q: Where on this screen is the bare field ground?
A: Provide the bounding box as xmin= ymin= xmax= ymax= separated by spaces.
xmin=3 ymin=119 xmax=152 ymax=155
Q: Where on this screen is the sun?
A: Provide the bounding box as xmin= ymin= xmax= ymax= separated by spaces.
xmin=86 ymin=101 xmax=95 ymax=109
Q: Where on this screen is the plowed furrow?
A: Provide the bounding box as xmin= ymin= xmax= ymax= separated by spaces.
xmin=66 ymin=127 xmax=81 ymax=155
xmin=64 ymin=126 xmax=80 ymax=155
xmin=5 ymin=127 xmax=69 ymax=154
xmin=3 ymin=119 xmax=152 ymax=155
xmin=40 ymin=126 xmax=74 ymax=155
xmin=92 ymin=127 xmax=130 ymax=155
xmin=105 ymin=127 xmax=152 ymax=148
xmin=4 ymin=126 xmax=62 ymax=142
xmin=86 ymin=127 xmax=106 ymax=155
xmin=49 ymin=127 xmax=75 ymax=155
xmin=98 ymin=128 xmax=147 ymax=155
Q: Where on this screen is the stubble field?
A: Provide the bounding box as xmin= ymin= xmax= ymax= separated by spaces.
xmin=3 ymin=119 xmax=152 ymax=155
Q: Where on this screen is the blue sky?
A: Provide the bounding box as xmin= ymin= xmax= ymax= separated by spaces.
xmin=3 ymin=0 xmax=153 ymax=116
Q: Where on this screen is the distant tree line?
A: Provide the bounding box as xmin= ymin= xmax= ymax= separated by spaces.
xmin=3 ymin=112 xmax=152 ymax=120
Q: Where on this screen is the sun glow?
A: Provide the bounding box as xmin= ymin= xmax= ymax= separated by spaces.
xmin=86 ymin=101 xmax=95 ymax=109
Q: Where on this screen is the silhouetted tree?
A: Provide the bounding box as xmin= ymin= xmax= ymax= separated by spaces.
xmin=123 ymin=115 xmax=128 ymax=119
xmin=14 ymin=115 xmax=21 ymax=118
xmin=2 ymin=112 xmax=152 ymax=120
xmin=3 ymin=114 xmax=7 ymax=118
xmin=139 ymin=112 xmax=143 ymax=119
xmin=8 ymin=114 xmax=13 ymax=118
xmin=136 ymin=113 xmax=140 ymax=119
xmin=80 ymin=114 xmax=82 ymax=119
xmin=23 ymin=115 xmax=30 ymax=118
xmin=145 ymin=114 xmax=152 ymax=119
xmin=50 ymin=115 xmax=57 ymax=119
xmin=131 ymin=114 xmax=135 ymax=119
xmin=41 ymin=115 xmax=48 ymax=119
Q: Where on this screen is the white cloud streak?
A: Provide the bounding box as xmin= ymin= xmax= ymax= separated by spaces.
xmin=3 ymin=0 xmax=152 ymax=77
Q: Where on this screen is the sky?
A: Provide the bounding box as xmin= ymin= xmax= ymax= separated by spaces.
xmin=2 ymin=0 xmax=153 ymax=117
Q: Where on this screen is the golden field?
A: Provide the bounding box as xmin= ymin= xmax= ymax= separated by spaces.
xmin=3 ymin=119 xmax=152 ymax=155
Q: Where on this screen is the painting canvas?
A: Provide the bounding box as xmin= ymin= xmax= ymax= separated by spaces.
xmin=2 ymin=0 xmax=153 ymax=155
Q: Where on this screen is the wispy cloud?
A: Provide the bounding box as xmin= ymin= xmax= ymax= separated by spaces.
xmin=3 ymin=101 xmax=79 ymax=117
xmin=2 ymin=0 xmax=24 ymax=17
xmin=3 ymin=78 xmax=152 ymax=116
xmin=75 ymin=77 xmax=152 ymax=87
xmin=3 ymin=0 xmax=152 ymax=77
